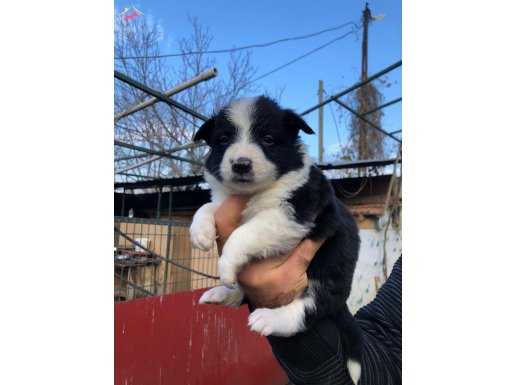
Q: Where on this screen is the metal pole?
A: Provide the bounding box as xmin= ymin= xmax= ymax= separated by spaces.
xmin=114 ymin=140 xmax=203 ymax=166
xmin=117 ymin=155 xmax=162 ymax=174
xmin=359 ymin=5 xmax=371 ymax=162
xmin=114 ymin=71 xmax=209 ymax=122
xmin=333 ymin=99 xmax=401 ymax=143
xmin=156 ymin=187 xmax=162 ymax=219
xmin=362 ymin=97 xmax=402 ymax=116
xmin=115 ymin=153 xmax=151 ymax=162
xmin=162 ymin=189 xmax=173 ymax=294
xmin=300 ymin=60 xmax=402 ymax=116
xmin=318 ymin=80 xmax=324 ymax=163
xmin=317 ymin=157 xmax=401 ymax=171
xmin=117 ymin=172 xmax=155 ymax=180
xmin=115 ymin=68 xmax=218 ymax=122
xmin=115 ymin=143 xmax=205 ymax=168
xmin=120 ymin=188 xmax=125 ymax=217
xmin=166 ymin=141 xmax=205 ymax=154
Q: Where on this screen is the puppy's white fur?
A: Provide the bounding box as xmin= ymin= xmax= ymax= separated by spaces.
xmin=347 ymin=358 xmax=361 ymax=384
xmin=199 ymin=285 xmax=244 ymax=307
xmin=226 ymin=97 xmax=257 ymax=140
xmin=190 ymin=202 xmax=220 ymax=251
xmin=219 ymin=142 xmax=277 ymax=194
xmin=248 ymin=296 xmax=315 ymax=337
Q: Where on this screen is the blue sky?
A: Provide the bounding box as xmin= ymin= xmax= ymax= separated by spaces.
xmin=115 ymin=0 xmax=401 ymax=160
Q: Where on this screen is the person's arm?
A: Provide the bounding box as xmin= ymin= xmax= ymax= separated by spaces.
xmin=213 ymin=195 xmax=323 ymax=308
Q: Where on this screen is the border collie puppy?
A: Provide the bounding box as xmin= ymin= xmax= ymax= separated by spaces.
xmin=190 ymin=96 xmax=362 ymax=383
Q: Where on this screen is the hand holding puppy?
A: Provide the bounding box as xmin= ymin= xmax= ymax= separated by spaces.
xmin=214 ymin=195 xmax=323 ymax=309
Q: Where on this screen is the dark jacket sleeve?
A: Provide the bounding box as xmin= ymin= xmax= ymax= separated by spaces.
xmin=265 ymin=257 xmax=402 ymax=385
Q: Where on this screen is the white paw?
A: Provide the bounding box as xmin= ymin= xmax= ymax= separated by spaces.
xmin=189 ymin=219 xmax=216 ymax=251
xmin=218 ymin=258 xmax=238 ymax=288
xmin=347 ymin=358 xmax=361 ymax=385
xmin=198 ymin=285 xmax=244 ymax=307
xmin=248 ymin=308 xmax=302 ymax=337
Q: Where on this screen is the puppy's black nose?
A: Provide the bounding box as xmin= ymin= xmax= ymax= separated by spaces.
xmin=232 ymin=157 xmax=252 ymax=175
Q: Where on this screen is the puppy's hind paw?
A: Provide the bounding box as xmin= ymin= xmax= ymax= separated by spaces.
xmin=248 ymin=307 xmax=301 ymax=337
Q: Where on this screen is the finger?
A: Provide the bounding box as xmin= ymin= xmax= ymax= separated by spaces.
xmin=283 ymin=239 xmax=322 ymax=271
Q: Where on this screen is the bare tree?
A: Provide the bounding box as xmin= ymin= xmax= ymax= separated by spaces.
xmin=341 ymin=82 xmax=385 ymax=161
xmin=114 ymin=15 xmax=257 ymax=180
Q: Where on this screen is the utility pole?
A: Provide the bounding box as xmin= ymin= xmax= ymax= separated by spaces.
xmin=358 ymin=3 xmax=372 ymax=160
xmin=318 ymin=80 xmax=324 ymax=163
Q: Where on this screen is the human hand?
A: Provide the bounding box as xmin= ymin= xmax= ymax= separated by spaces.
xmin=214 ymin=196 xmax=324 ymax=308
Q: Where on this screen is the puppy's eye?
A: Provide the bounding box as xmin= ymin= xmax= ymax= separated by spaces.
xmin=262 ymin=135 xmax=275 ymax=146
xmin=218 ymin=135 xmax=230 ymax=145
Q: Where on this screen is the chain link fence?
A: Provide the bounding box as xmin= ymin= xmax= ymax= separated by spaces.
xmin=114 ymin=217 xmax=219 ymax=302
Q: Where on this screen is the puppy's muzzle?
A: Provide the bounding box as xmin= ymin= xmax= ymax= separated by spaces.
xmin=231 ymin=157 xmax=252 ymax=175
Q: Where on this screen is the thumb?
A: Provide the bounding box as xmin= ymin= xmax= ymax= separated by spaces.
xmin=283 ymin=239 xmax=323 ymax=272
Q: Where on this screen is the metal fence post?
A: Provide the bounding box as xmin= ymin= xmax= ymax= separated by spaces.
xmin=162 ymin=189 xmax=173 ymax=294
xmin=120 ymin=187 xmax=125 ymax=217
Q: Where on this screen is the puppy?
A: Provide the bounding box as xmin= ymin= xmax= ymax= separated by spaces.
xmin=190 ymin=96 xmax=362 ymax=383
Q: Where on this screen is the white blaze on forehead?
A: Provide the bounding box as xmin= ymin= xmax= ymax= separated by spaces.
xmin=226 ymin=97 xmax=257 ymax=142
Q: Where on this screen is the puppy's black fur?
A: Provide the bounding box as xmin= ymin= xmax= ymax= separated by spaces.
xmin=288 ymin=165 xmax=363 ymax=361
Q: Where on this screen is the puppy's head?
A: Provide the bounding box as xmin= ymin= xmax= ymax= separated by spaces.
xmin=194 ymin=96 xmax=314 ymax=194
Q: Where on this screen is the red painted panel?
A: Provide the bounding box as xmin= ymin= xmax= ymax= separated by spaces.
xmin=115 ymin=289 xmax=287 ymax=385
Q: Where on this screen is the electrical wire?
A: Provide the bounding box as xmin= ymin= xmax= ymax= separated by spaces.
xmin=328 ymin=99 xmax=343 ymax=147
xmin=245 ymin=29 xmax=359 ymax=86
xmin=323 ymin=89 xmax=357 ymax=162
xmin=198 ymin=27 xmax=360 ymax=109
xmin=115 ymin=21 xmax=359 ymax=60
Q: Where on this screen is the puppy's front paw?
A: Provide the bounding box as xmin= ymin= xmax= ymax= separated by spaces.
xmin=198 ymin=285 xmax=244 ymax=307
xmin=248 ymin=307 xmax=302 ymax=337
xmin=189 ymin=218 xmax=216 ymax=251
xmin=218 ymin=258 xmax=238 ymax=288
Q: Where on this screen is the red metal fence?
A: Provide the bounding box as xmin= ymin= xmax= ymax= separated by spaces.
xmin=115 ymin=288 xmax=287 ymax=385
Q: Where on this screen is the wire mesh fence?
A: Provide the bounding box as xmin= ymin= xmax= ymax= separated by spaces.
xmin=114 ymin=216 xmax=219 ymax=302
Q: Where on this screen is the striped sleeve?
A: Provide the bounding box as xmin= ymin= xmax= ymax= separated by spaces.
xmin=266 ymin=256 xmax=402 ymax=385
xmin=355 ymin=256 xmax=402 ymax=385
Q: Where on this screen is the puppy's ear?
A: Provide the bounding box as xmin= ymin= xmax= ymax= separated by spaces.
xmin=283 ymin=109 xmax=315 ymax=135
xmin=193 ymin=117 xmax=215 ymax=143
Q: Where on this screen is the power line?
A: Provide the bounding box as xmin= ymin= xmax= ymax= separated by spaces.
xmin=246 ymin=30 xmax=359 ymax=86
xmin=200 ymin=28 xmax=360 ymax=107
xmin=325 ymin=90 xmax=343 ymax=147
xmin=115 ymin=21 xmax=360 ymax=60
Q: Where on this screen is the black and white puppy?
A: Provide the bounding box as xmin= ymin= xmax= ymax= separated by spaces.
xmin=190 ymin=96 xmax=362 ymax=383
